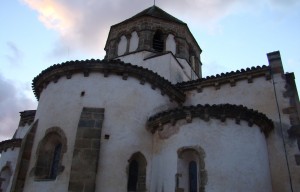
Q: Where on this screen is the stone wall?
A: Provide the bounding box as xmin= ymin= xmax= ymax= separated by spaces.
xmin=68 ymin=107 xmax=104 ymax=192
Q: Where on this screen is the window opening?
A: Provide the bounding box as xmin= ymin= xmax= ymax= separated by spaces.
xmin=189 ymin=161 xmax=197 ymax=192
xmin=153 ymin=30 xmax=164 ymax=52
xmin=50 ymin=143 xmax=62 ymax=179
xmin=127 ymin=160 xmax=139 ymax=191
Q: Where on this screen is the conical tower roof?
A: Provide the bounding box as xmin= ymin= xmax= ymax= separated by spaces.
xmin=128 ymin=5 xmax=185 ymax=24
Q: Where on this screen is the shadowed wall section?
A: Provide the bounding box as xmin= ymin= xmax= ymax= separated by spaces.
xmin=68 ymin=108 xmax=104 ymax=192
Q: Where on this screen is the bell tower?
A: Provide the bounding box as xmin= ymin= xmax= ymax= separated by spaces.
xmin=104 ymin=5 xmax=202 ymax=83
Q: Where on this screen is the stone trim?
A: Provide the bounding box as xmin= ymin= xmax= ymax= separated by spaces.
xmin=176 ymin=65 xmax=271 ymax=92
xmin=68 ymin=107 xmax=104 ymax=192
xmin=33 ymin=127 xmax=67 ymax=180
xmin=32 ymin=59 xmax=185 ymax=103
xmin=11 ymin=120 xmax=38 ymax=192
xmin=284 ymin=73 xmax=300 ymax=138
xmin=0 ymin=139 xmax=22 ymax=153
xmin=19 ymin=110 xmax=36 ymax=127
xmin=147 ymin=104 xmax=274 ymax=137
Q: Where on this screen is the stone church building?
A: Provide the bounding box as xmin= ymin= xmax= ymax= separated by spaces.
xmin=1 ymin=5 xmax=300 ymax=192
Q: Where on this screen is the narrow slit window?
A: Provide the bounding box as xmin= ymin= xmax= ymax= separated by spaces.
xmin=189 ymin=161 xmax=197 ymax=192
xmin=50 ymin=143 xmax=62 ymax=179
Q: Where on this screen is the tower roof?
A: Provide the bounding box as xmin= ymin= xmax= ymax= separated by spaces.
xmin=131 ymin=5 xmax=185 ymax=24
xmin=115 ymin=5 xmax=186 ymax=26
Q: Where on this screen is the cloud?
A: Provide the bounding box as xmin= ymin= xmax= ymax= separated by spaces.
xmin=0 ymin=74 xmax=37 ymax=141
xmin=4 ymin=41 xmax=23 ymax=66
xmin=21 ymin=0 xmax=297 ymax=57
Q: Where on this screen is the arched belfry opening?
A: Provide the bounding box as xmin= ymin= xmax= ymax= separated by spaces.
xmin=153 ymin=30 xmax=164 ymax=52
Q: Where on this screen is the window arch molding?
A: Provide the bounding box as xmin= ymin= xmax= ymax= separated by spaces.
xmin=34 ymin=127 xmax=67 ymax=180
xmin=177 ymin=146 xmax=207 ymax=192
xmin=127 ymin=152 xmax=147 ymax=192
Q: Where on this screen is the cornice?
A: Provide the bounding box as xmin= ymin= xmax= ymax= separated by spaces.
xmin=0 ymin=139 xmax=22 ymax=153
xmin=176 ymin=65 xmax=271 ymax=92
xmin=19 ymin=110 xmax=36 ymax=127
xmin=32 ymin=59 xmax=185 ymax=103
xmin=147 ymin=104 xmax=274 ymax=137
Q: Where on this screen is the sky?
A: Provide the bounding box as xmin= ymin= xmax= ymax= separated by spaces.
xmin=0 ymin=0 xmax=300 ymax=141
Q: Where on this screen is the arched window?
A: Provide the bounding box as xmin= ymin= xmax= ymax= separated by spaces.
xmin=127 ymin=152 xmax=147 ymax=192
xmin=153 ymin=30 xmax=164 ymax=52
xmin=177 ymin=147 xmax=207 ymax=192
xmin=189 ymin=161 xmax=197 ymax=192
xmin=0 ymin=166 xmax=12 ymax=192
xmin=35 ymin=127 xmax=67 ymax=180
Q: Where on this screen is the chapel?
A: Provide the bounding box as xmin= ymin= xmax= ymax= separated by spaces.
xmin=0 ymin=5 xmax=300 ymax=192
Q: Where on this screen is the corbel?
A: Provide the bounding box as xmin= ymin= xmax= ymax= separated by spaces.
xmin=235 ymin=116 xmax=240 ymax=124
xmin=265 ymin=71 xmax=271 ymax=80
xmin=230 ymin=79 xmax=236 ymax=87
xmin=122 ymin=73 xmax=128 ymax=80
xmin=220 ymin=114 xmax=226 ymax=122
xmin=83 ymin=70 xmax=90 ymax=77
xmin=186 ymin=112 xmax=192 ymax=123
xmin=214 ymin=82 xmax=220 ymax=90
xmin=103 ymin=70 xmax=109 ymax=77
xmin=140 ymin=78 xmax=146 ymax=85
xmin=248 ymin=118 xmax=254 ymax=127
xmin=197 ymin=86 xmax=202 ymax=93
xmin=53 ymin=75 xmax=60 ymax=83
xmin=247 ymin=75 xmax=253 ymax=83
xmin=66 ymin=72 xmax=72 ymax=79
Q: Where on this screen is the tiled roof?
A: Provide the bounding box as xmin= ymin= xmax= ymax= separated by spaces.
xmin=115 ymin=5 xmax=186 ymax=26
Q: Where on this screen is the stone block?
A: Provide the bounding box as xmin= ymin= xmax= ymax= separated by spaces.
xmin=75 ymin=139 xmax=91 ymax=149
xmin=81 ymin=129 xmax=102 ymax=139
xmin=78 ymin=120 xmax=95 ymax=128
xmin=68 ymin=181 xmax=84 ymax=192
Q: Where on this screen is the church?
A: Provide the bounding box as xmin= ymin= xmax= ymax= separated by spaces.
xmin=0 ymin=5 xmax=300 ymax=192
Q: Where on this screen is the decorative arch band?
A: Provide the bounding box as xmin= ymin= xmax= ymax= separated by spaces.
xmin=32 ymin=59 xmax=185 ymax=103
xmin=147 ymin=104 xmax=274 ymax=137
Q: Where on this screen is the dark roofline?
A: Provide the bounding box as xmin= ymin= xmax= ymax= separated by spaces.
xmin=147 ymin=104 xmax=274 ymax=137
xmin=0 ymin=139 xmax=22 ymax=153
xmin=32 ymin=59 xmax=186 ymax=103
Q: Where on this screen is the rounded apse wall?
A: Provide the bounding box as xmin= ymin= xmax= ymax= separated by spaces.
xmin=151 ymin=118 xmax=272 ymax=192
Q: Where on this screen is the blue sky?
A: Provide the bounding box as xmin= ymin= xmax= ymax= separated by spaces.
xmin=0 ymin=0 xmax=300 ymax=141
